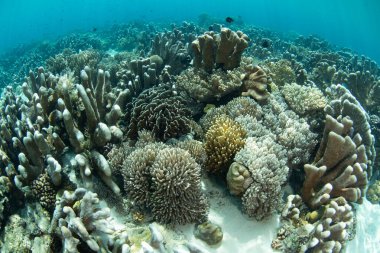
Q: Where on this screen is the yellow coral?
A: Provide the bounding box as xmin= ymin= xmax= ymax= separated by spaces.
xmin=204 ymin=115 xmax=246 ymax=173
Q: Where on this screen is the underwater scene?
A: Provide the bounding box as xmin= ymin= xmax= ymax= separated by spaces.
xmin=0 ymin=0 xmax=380 ymax=252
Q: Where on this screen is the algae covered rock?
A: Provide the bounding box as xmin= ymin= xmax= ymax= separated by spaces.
xmin=194 ymin=221 xmax=223 ymax=245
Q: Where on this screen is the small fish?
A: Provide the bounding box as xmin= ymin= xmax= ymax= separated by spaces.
xmin=225 ymin=17 xmax=234 ymax=23
xmin=92 ymin=27 xmax=97 ymax=32
xmin=261 ymin=40 xmax=270 ymax=48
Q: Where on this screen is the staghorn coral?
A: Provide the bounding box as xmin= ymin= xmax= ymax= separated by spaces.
xmin=241 ymin=65 xmax=271 ymax=101
xmin=301 ymin=115 xmax=368 ymax=209
xmin=233 ymin=136 xmax=289 ymax=220
xmin=204 ymin=115 xmax=246 ymax=174
xmin=192 ymin=28 xmax=249 ymax=72
xmin=125 ymin=84 xmax=193 ymax=141
xmin=123 ymin=145 xmax=208 ymax=225
xmin=281 ymin=82 xmax=327 ymax=115
xmin=0 ymin=65 xmax=125 ymax=197
xmin=123 ymin=143 xmax=163 ymax=207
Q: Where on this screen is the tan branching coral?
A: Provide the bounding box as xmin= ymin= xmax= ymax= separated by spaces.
xmin=281 ymin=83 xmax=327 ymax=115
xmin=192 ymin=28 xmax=249 ymax=72
xmin=123 ymin=145 xmax=208 ymax=225
xmin=176 ymin=61 xmax=247 ymax=102
xmin=264 ymin=59 xmax=296 ymax=87
xmin=204 ymin=116 xmax=246 ymax=173
xmin=301 ymin=115 xmax=368 ymax=209
xmin=241 ymin=65 xmax=271 ymax=101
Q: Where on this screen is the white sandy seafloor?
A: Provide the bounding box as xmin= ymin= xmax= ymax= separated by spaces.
xmin=173 ymin=178 xmax=380 ymax=253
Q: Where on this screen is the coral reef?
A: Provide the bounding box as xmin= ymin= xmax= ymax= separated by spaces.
xmin=233 ymin=136 xmax=289 ymax=220
xmin=241 ymin=65 xmax=271 ymax=101
xmin=273 ymin=194 xmax=354 ymax=253
xmin=123 ymin=144 xmax=208 ymax=224
xmin=281 ymin=82 xmax=327 ymax=115
xmin=204 ymin=115 xmax=246 ymax=174
xmin=125 ymin=84 xmax=193 ymax=141
xmin=192 ymin=28 xmax=249 ymax=72
xmin=0 ymin=18 xmax=379 ymax=253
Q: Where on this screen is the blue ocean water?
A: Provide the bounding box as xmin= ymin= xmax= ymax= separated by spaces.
xmin=0 ymin=0 xmax=379 ymax=63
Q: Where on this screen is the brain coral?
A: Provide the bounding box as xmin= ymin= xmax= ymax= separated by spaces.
xmin=125 ymin=85 xmax=192 ymax=141
xmin=204 ymin=115 xmax=246 ymax=174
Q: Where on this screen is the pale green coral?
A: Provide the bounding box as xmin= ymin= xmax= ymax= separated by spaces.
xmin=281 ymin=83 xmax=327 ymax=115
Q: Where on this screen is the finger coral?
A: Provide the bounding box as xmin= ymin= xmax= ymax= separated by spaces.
xmin=192 ymin=28 xmax=249 ymax=72
xmin=204 ymin=115 xmax=246 ymax=174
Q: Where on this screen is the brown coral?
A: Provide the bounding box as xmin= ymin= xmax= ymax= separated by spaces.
xmin=241 ymin=65 xmax=271 ymax=101
xmin=204 ymin=115 xmax=246 ymax=173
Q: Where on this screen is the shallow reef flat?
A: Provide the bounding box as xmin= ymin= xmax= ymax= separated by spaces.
xmin=0 ymin=20 xmax=379 ymax=253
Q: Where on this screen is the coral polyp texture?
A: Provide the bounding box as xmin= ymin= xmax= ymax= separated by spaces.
xmin=204 ymin=115 xmax=246 ymax=174
xmin=0 ymin=19 xmax=379 ymax=253
xmin=123 ymin=144 xmax=208 ymax=224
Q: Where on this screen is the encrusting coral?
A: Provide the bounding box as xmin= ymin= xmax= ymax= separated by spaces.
xmin=204 ymin=115 xmax=246 ymax=174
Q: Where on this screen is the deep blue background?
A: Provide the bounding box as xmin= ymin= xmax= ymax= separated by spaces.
xmin=0 ymin=0 xmax=379 ymax=62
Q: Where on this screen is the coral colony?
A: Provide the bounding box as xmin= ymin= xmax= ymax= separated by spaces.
xmin=0 ymin=20 xmax=379 ymax=253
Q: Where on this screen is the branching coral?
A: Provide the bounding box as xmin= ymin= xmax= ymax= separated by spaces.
xmin=301 ymin=115 xmax=368 ymax=209
xmin=125 ymin=84 xmax=193 ymax=141
xmin=281 ymin=82 xmax=327 ymax=115
xmin=192 ymin=28 xmax=249 ymax=72
xmin=123 ymin=144 xmax=208 ymax=224
xmin=232 ymin=136 xmax=289 ymax=220
xmin=325 ymin=84 xmax=376 ymax=178
xmin=204 ymin=115 xmax=246 ymax=174
xmin=264 ymin=59 xmax=296 ymax=87
xmin=176 ymin=60 xmax=248 ymax=102
xmin=273 ymin=194 xmax=354 ymax=253
xmin=150 ymin=148 xmax=208 ymax=224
